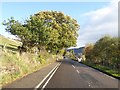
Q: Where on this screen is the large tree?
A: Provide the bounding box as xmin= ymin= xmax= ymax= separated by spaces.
xmin=3 ymin=11 xmax=80 ymax=53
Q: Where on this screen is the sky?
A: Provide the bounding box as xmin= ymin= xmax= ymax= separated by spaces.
xmin=0 ymin=0 xmax=119 ymax=48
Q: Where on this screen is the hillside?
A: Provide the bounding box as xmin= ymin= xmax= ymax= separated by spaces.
xmin=0 ymin=35 xmax=59 ymax=87
xmin=0 ymin=34 xmax=21 ymax=50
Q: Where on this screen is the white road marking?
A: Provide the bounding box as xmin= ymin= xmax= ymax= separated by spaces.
xmin=104 ymin=74 xmax=116 ymax=80
xmin=82 ymin=64 xmax=116 ymax=80
xmin=41 ymin=63 xmax=61 ymax=90
xmin=98 ymin=71 xmax=116 ymax=80
xmin=72 ymin=65 xmax=75 ymax=68
xmin=76 ymin=70 xmax=80 ymax=74
xmin=34 ymin=63 xmax=61 ymax=90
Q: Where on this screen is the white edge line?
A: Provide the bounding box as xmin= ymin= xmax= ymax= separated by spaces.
xmin=104 ymin=73 xmax=116 ymax=80
xmin=41 ymin=63 xmax=61 ymax=90
xmin=81 ymin=63 xmax=116 ymax=80
xmin=98 ymin=71 xmax=116 ymax=80
xmin=34 ymin=63 xmax=60 ymax=90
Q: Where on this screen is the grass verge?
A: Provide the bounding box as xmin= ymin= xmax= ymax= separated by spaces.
xmin=81 ymin=61 xmax=120 ymax=80
xmin=0 ymin=48 xmax=62 ymax=87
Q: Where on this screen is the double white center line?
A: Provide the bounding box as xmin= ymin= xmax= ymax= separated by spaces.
xmin=34 ymin=63 xmax=61 ymax=90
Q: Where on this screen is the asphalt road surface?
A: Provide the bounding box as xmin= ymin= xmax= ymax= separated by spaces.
xmin=2 ymin=58 xmax=119 ymax=90
xmin=44 ymin=59 xmax=119 ymax=89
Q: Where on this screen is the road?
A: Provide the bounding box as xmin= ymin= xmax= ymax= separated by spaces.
xmin=2 ymin=58 xmax=119 ymax=90
xmin=44 ymin=59 xmax=119 ymax=89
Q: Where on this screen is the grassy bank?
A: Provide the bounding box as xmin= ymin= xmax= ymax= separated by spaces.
xmin=0 ymin=35 xmax=63 ymax=87
xmin=0 ymin=50 xmax=58 ymax=87
xmin=82 ymin=61 xmax=120 ymax=79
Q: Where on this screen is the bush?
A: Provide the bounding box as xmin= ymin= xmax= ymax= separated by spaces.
xmin=37 ymin=54 xmax=46 ymax=64
xmin=84 ymin=36 xmax=120 ymax=73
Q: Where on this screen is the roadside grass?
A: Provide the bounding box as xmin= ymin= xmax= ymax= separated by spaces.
xmin=0 ymin=35 xmax=60 ymax=87
xmin=94 ymin=65 xmax=120 ymax=77
xmin=82 ymin=61 xmax=120 ymax=78
xmin=0 ymin=48 xmax=58 ymax=87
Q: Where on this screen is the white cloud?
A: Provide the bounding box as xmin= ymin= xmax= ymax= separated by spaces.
xmin=77 ymin=0 xmax=119 ymax=47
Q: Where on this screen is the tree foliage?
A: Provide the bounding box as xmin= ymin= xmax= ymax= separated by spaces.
xmin=84 ymin=43 xmax=94 ymax=62
xmin=3 ymin=11 xmax=80 ymax=53
xmin=84 ymin=36 xmax=120 ymax=71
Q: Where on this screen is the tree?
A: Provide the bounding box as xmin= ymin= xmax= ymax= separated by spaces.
xmin=93 ymin=36 xmax=112 ymax=65
xmin=84 ymin=35 xmax=120 ymax=71
xmin=84 ymin=43 xmax=94 ymax=62
xmin=34 ymin=11 xmax=79 ymax=52
xmin=3 ymin=11 xmax=80 ymax=53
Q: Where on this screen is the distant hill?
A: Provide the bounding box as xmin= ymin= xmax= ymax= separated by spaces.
xmin=0 ymin=34 xmax=21 ymax=48
xmin=67 ymin=47 xmax=85 ymax=54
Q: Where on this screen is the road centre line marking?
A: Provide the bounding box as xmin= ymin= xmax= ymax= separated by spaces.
xmin=34 ymin=63 xmax=61 ymax=90
xmin=76 ymin=70 xmax=80 ymax=74
xmin=41 ymin=63 xmax=61 ymax=90
xmin=72 ymin=65 xmax=75 ymax=68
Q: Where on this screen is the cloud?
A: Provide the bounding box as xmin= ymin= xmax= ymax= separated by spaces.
xmin=77 ymin=0 xmax=118 ymax=47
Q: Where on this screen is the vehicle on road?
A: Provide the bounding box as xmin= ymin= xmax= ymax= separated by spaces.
xmin=74 ymin=53 xmax=82 ymax=62
xmin=75 ymin=55 xmax=82 ymax=62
